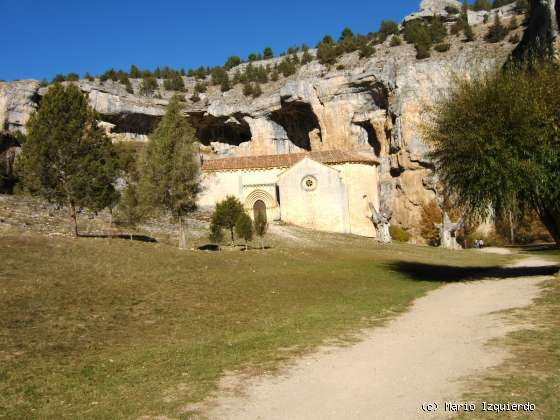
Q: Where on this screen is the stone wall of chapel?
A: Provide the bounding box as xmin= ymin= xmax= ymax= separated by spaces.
xmin=199 ymin=168 xmax=282 ymax=210
xmin=337 ymin=163 xmax=379 ymax=238
xmin=277 ymin=159 xmax=349 ymax=234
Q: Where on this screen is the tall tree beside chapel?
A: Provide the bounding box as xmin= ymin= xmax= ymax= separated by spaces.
xmin=18 ymin=83 xmax=119 ymax=236
xmin=426 ymin=63 xmax=560 ymax=246
xmin=139 ymin=94 xmax=201 ymax=249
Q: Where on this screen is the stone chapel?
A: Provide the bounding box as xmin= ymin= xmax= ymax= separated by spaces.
xmin=199 ymin=150 xmax=382 ymax=238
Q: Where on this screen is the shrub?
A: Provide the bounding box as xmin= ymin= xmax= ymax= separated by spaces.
xmin=252 ymin=83 xmax=262 ymax=98
xmin=194 ymin=81 xmax=207 ymax=93
xmin=253 ymin=212 xmax=268 ymax=249
xmin=209 ymin=220 xmax=224 ymax=244
xmin=485 ymin=15 xmax=508 ymax=43
xmin=301 ymin=49 xmax=313 ymax=64
xmin=420 ymin=201 xmax=442 ymax=246
xmin=389 ymin=225 xmax=410 ymax=242
xmin=508 ymin=15 xmax=519 ymax=30
xmin=235 ymin=212 xmax=253 ymax=250
xmin=416 ymin=43 xmax=431 ymax=59
xmin=434 ymin=43 xmax=451 ymax=52
xmin=263 ymin=47 xmax=273 ymax=59
xmin=139 ymin=76 xmax=158 ymax=96
xmin=129 ymin=64 xmax=141 ymax=78
xmin=66 ymin=73 xmax=80 ymax=82
xmin=120 ymin=75 xmax=134 ymax=94
xmin=163 ymin=74 xmax=185 ymax=92
xmin=51 ymin=74 xmax=65 ymax=83
xmin=224 ymin=55 xmax=241 ymax=70
xmin=390 ymin=35 xmax=402 ymax=47
xmin=210 ymin=67 xmax=228 ymax=86
xmin=316 ymin=41 xmax=338 ymax=65
xmin=220 ymin=77 xmax=231 ymax=92
xmin=277 ymin=58 xmax=297 ymax=76
xmin=379 ymin=20 xmax=400 ymax=41
xmin=464 ymin=23 xmax=476 ymax=41
xmin=211 ymin=196 xmax=244 ymax=244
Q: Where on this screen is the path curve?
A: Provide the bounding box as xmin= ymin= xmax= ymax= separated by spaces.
xmin=203 ymin=255 xmax=557 ymax=420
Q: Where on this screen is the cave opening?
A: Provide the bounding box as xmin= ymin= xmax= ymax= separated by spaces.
xmin=269 ymin=101 xmax=321 ymax=151
xmin=189 ymin=113 xmax=252 ymax=147
xmin=101 ymin=113 xmax=161 ymax=135
xmin=356 ymin=121 xmax=382 ymax=157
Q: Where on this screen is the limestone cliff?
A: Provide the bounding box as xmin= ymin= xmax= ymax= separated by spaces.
xmin=0 ymin=1 xmax=534 ymax=236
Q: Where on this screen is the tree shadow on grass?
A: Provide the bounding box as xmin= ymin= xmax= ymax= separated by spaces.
xmin=388 ymin=262 xmax=559 ymax=283
xmin=78 ymin=233 xmax=157 ymax=243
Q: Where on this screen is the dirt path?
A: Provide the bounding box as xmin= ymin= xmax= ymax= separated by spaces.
xmin=202 ymin=255 xmax=557 ymax=420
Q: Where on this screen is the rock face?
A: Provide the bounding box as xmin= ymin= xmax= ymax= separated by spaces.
xmin=0 ymin=2 xmax=530 ymax=237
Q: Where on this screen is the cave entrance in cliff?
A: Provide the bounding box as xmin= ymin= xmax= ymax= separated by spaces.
xmin=269 ymin=101 xmax=321 ymax=151
xmin=102 ymin=113 xmax=161 ymax=135
xmin=356 ymin=121 xmax=382 ymax=157
xmin=190 ymin=114 xmax=252 ymax=148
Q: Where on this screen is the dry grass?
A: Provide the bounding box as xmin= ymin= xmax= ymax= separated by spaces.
xmin=0 ymin=195 xmax=513 ymax=419
xmin=458 ymin=248 xmax=560 ymax=419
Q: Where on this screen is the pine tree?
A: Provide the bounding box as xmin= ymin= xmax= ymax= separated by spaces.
xmin=209 ymin=219 xmax=224 ymax=245
xmin=263 ymin=47 xmax=274 ymax=59
xmin=211 ymin=196 xmax=244 ymax=244
xmin=464 ymin=22 xmax=476 ymax=42
xmin=224 ymin=55 xmax=242 ymax=70
xmin=19 ymin=83 xmax=118 ymax=236
xmin=138 ymin=95 xmax=201 ymax=249
xmin=301 ymin=49 xmax=313 ymax=64
xmin=253 ymin=212 xmax=268 ymax=249
xmin=485 ymin=14 xmax=508 ymax=42
xmin=235 ymin=212 xmax=253 ymax=250
xmin=129 ymin=64 xmax=141 ymax=78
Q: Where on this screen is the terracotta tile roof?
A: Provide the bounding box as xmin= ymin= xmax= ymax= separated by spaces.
xmin=201 ymin=150 xmax=379 ymax=172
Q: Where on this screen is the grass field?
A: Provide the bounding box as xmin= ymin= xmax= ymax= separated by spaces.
xmin=0 ymin=207 xmax=515 ymax=420
xmin=0 ymin=194 xmax=524 ymax=418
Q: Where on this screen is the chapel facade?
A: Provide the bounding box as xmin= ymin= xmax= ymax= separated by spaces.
xmin=199 ymin=150 xmax=382 ymax=238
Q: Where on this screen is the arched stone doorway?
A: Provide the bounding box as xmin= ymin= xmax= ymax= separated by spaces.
xmin=253 ymin=200 xmax=267 ymax=222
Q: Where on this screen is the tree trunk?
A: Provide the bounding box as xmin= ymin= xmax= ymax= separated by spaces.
xmin=70 ymin=203 xmax=79 ymax=237
xmin=537 ymin=206 xmax=560 ymax=247
xmin=508 ymin=211 xmax=515 ymax=245
xmin=230 ymin=228 xmax=235 ymax=246
xmin=179 ymin=216 xmax=188 ymax=250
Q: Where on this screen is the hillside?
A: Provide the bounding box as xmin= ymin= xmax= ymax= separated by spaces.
xmin=0 ymin=0 xmax=543 ymax=236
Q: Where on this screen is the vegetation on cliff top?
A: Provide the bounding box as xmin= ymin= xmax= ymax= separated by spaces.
xmin=44 ymin=0 xmax=528 ymax=94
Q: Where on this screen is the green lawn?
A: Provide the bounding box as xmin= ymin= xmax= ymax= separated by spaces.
xmin=0 ymin=232 xmax=512 ymax=419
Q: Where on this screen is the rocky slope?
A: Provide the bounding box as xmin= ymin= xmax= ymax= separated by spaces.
xmin=0 ymin=0 xmax=534 ymax=235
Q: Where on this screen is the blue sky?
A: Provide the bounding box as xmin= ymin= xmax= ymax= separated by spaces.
xmin=2 ymin=0 xmax=419 ymax=81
